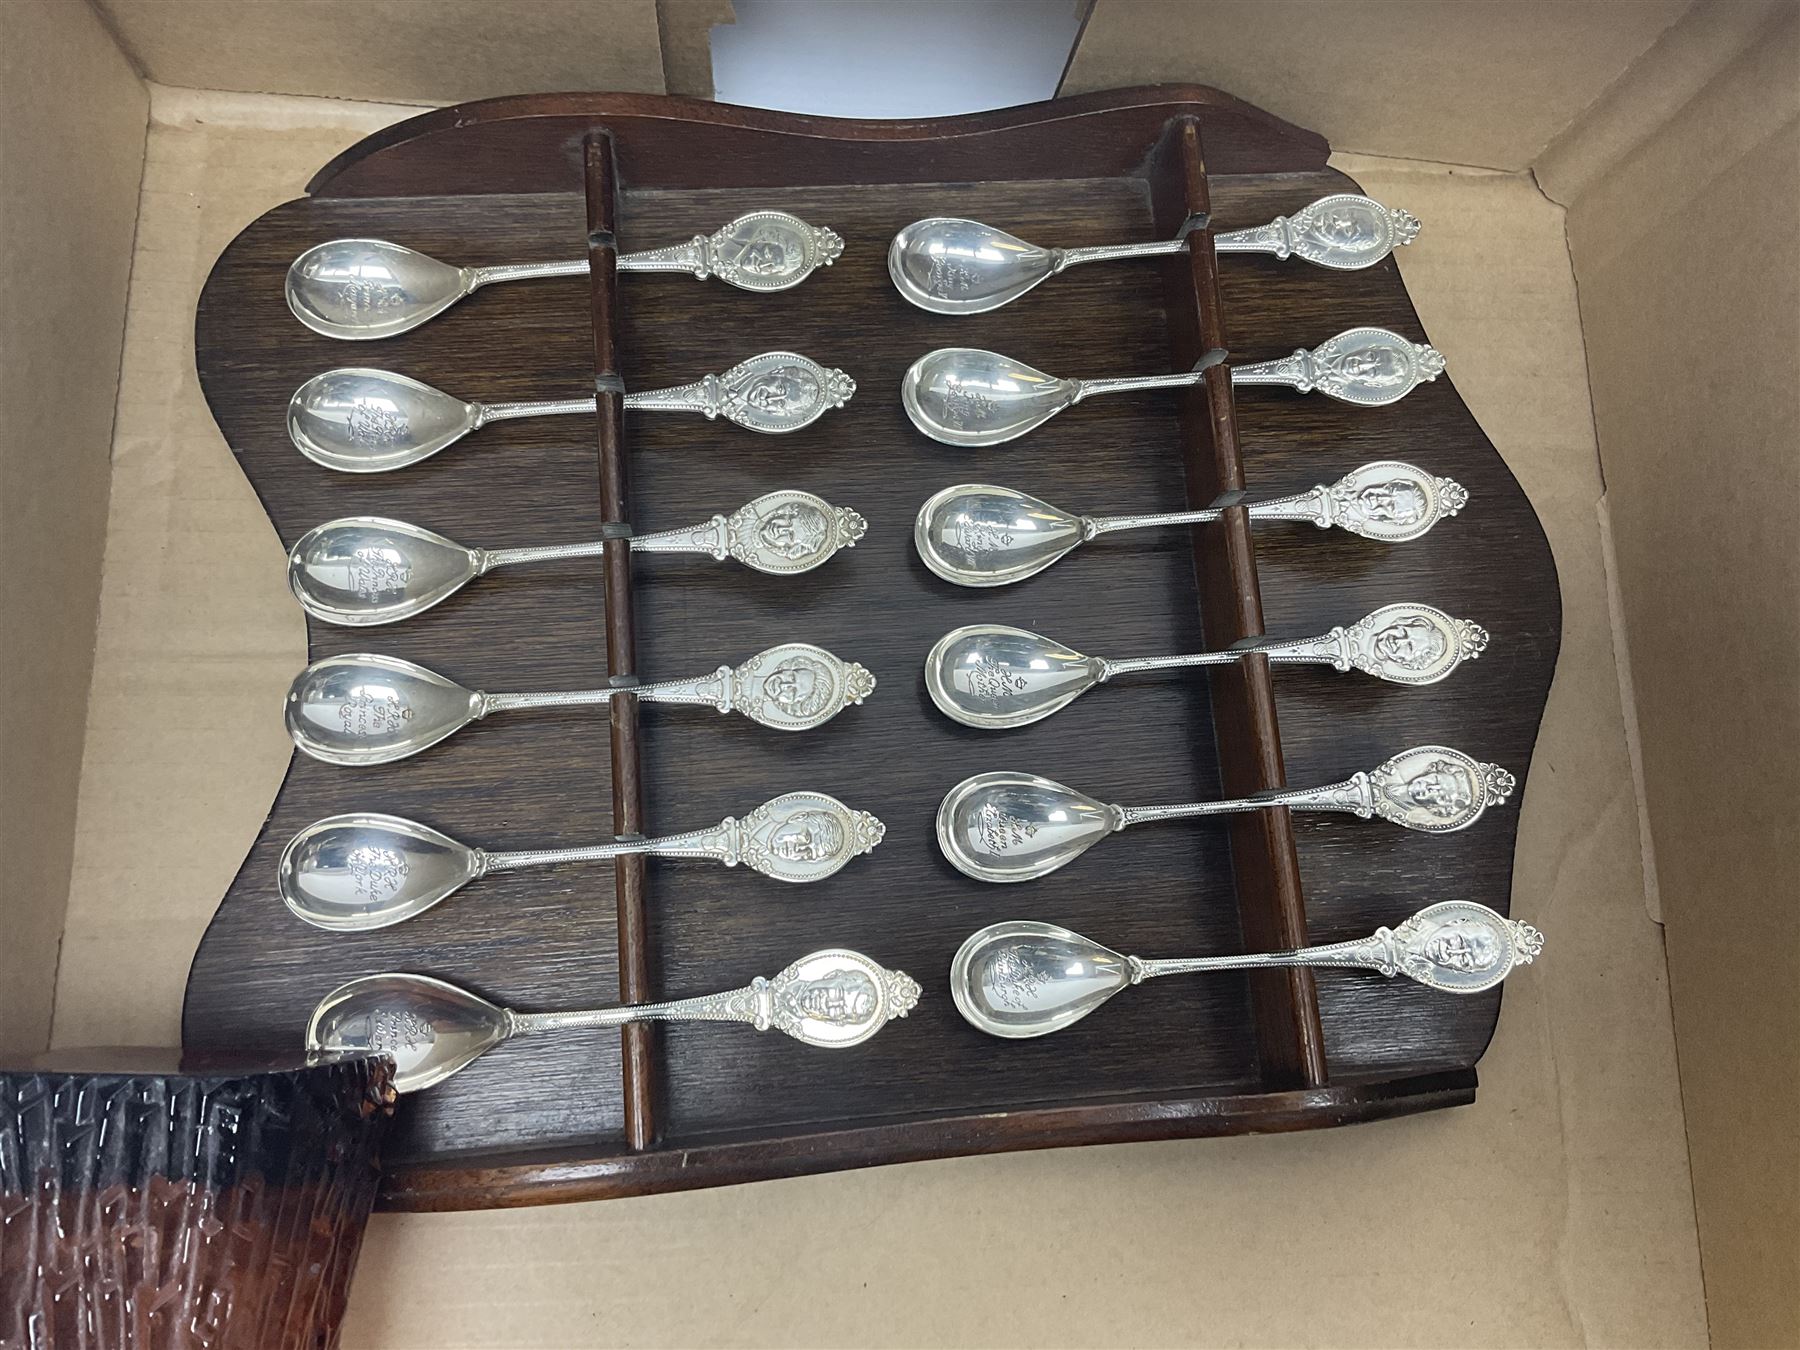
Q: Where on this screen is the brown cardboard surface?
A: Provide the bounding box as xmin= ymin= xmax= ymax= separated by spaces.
xmin=658 ymin=0 xmax=737 ymax=98
xmin=0 ymin=0 xmax=148 ymax=1054
xmin=1561 ymin=9 xmax=1800 ymax=1345
xmin=1061 ymin=0 xmax=1694 ymax=171
xmin=47 ymin=86 xmax=1707 ymax=1346
xmin=94 ymin=0 xmax=667 ymax=105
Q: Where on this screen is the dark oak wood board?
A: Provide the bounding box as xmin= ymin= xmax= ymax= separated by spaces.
xmin=184 ymin=89 xmax=1560 ymax=1209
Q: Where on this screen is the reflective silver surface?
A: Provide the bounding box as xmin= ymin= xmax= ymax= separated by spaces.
xmin=287 ymin=643 xmax=876 ymax=765
xmin=1210 ymin=194 xmax=1422 ymax=269
xmin=913 ymin=462 xmax=1469 ymax=588
xmin=887 ymin=216 xmax=1187 ymax=315
xmin=288 ymin=491 xmax=866 ymax=626
xmin=288 ymin=516 xmax=480 ymax=626
xmin=286 ymin=212 xmax=844 ymax=340
xmin=308 ymin=948 xmax=921 ymax=1092
xmin=951 ymin=903 xmax=1545 ymax=1039
xmin=925 ymin=604 xmax=1487 ymax=729
xmin=288 ymin=354 xmax=854 ymax=471
xmin=889 ymin=195 xmax=1417 ymax=316
xmin=902 ymin=330 xmax=1445 ymax=446
xmin=913 ymin=484 xmax=1087 ymax=587
xmin=937 ymin=747 xmax=1517 ymax=883
xmin=282 ymin=792 xmax=886 ymax=930
xmin=935 ymin=772 xmax=1122 ymax=884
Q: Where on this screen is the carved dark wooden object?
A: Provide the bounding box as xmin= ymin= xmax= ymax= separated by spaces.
xmin=184 ymin=88 xmax=1560 ymax=1210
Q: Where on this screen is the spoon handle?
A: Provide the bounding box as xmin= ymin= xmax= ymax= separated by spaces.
xmin=1054 ymin=238 xmax=1191 ymax=270
xmin=1082 ymin=506 xmax=1223 ymax=537
xmin=1098 ymin=628 xmax=1349 ymax=679
xmin=1117 ymin=773 xmax=1374 ymax=827
xmin=1083 ymin=486 xmax=1329 ymax=538
xmin=1131 ymin=931 xmax=1409 ymax=981
xmin=478 ymin=539 xmax=612 ymax=570
xmin=1071 ymin=370 xmax=1206 ymax=402
xmin=630 ymin=513 xmax=735 ymax=559
xmin=480 ymin=818 xmax=737 ymax=873
xmin=468 ymin=259 xmax=590 ymax=288
xmin=1210 ymin=196 xmax=1420 ymax=266
xmin=623 ymin=375 xmax=720 ymax=416
xmin=509 ymin=982 xmax=763 ymax=1034
xmin=616 ymin=233 xmax=718 ymax=278
xmin=475 ymin=395 xmax=598 ymax=425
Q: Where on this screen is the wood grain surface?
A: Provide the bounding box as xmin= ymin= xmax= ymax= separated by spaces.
xmin=184 ymin=89 xmax=1559 ymax=1208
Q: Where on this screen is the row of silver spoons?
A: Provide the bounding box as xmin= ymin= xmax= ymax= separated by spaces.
xmin=287 ymin=325 xmax=1435 ymax=473
xmin=289 ymin=489 xmax=864 ymax=626
xmin=304 ymin=896 xmax=1539 ymax=1093
xmin=286 ymin=195 xmax=1413 ymax=342
xmin=285 ymin=600 xmax=1478 ymax=770
xmin=283 ymin=461 xmax=1455 ymax=633
xmin=279 ymin=743 xmax=1513 ymax=934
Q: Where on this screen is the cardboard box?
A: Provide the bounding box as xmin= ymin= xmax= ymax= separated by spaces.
xmin=3 ymin=0 xmax=1793 ymax=1344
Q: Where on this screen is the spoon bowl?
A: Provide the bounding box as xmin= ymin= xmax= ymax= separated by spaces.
xmin=935 ymin=772 xmax=1118 ymax=884
xmin=925 ymin=625 xmax=1101 ymax=729
xmin=950 ymin=921 xmax=1132 ymax=1038
xmin=914 ymin=484 xmax=1085 ymax=586
xmin=288 ymin=516 xmax=481 ymax=625
xmin=280 ymin=813 xmax=481 ymax=931
xmin=286 ymin=654 xmax=481 ymax=766
xmin=887 ymin=219 xmax=1059 ymax=316
xmin=288 ymin=368 xmax=477 ymax=472
xmin=307 ymin=973 xmax=506 ymax=1092
xmin=287 ymin=240 xmax=473 ymax=341
xmin=901 ymin=349 xmax=1076 ymax=446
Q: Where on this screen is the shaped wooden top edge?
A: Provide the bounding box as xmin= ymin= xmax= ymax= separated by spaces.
xmin=305 ymin=85 xmax=1330 ymax=197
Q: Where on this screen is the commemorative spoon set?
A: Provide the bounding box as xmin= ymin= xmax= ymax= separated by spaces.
xmin=254 ymin=173 xmax=1541 ymax=1099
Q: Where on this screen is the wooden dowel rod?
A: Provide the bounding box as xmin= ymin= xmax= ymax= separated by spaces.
xmin=1150 ymin=115 xmax=1329 ymax=1090
xmin=583 ymin=130 xmax=658 ymax=1149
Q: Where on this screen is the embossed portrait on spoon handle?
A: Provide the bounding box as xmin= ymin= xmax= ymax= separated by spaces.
xmin=308 ymin=948 xmax=921 ymax=1092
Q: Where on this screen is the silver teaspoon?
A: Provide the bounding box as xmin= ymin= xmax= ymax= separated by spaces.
xmin=937 ymin=746 xmax=1516 ymax=884
xmin=289 ymin=490 xmax=866 ymax=626
xmin=889 ymin=194 xmax=1419 ymax=315
xmin=289 ymin=643 xmax=876 ymax=765
xmin=287 ymin=210 xmax=845 ymax=339
xmin=281 ymin=791 xmax=886 ymax=931
xmin=903 ymin=329 xmax=1444 ymax=446
xmin=309 ymin=949 xmax=920 ymax=1092
xmin=915 ymin=461 xmax=1466 ymax=587
xmin=289 ymin=352 xmax=855 ymax=471
xmin=951 ymin=903 xmax=1542 ymax=1039
xmin=927 ymin=604 xmax=1487 ymax=730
